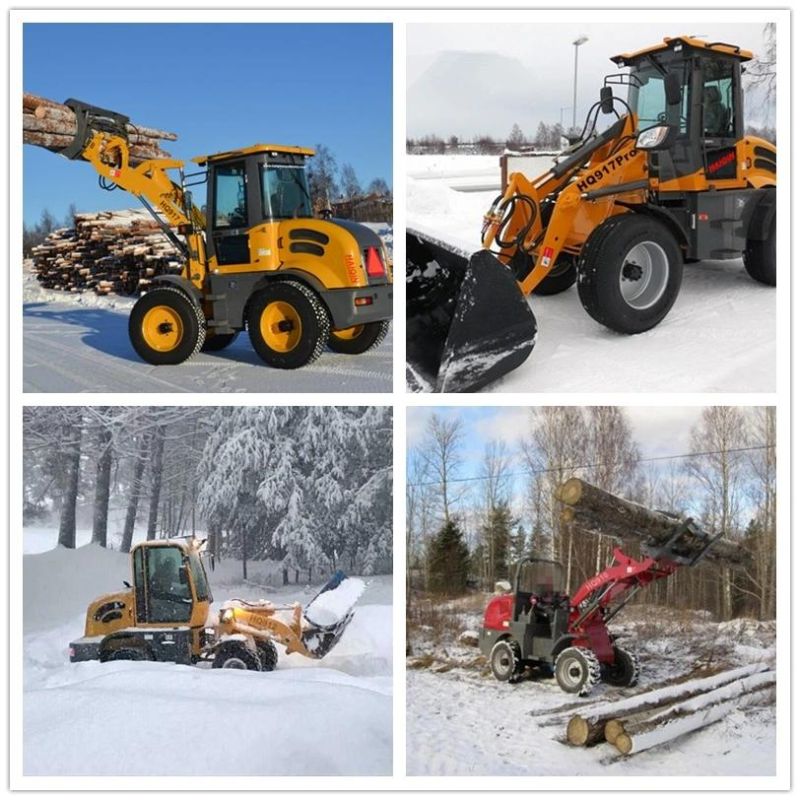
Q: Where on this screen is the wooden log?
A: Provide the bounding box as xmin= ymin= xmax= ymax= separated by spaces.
xmin=604 ymin=669 xmax=776 ymax=744
xmin=614 ymin=670 xmax=775 ymax=747
xmin=615 ymin=676 xmax=775 ymax=756
xmin=25 ymin=94 xmax=178 ymax=140
xmin=565 ymin=662 xmax=768 ymax=746
xmin=555 ymin=478 xmax=745 ymax=564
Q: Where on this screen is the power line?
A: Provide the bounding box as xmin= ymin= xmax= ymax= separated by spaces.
xmin=407 ymin=444 xmax=774 ymax=488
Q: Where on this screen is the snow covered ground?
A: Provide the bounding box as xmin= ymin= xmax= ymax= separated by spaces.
xmin=23 ymin=540 xmax=392 ymax=776
xmin=22 ymin=223 xmax=393 ymax=393
xmin=406 ymin=155 xmax=776 ymax=393
xmin=406 ymin=594 xmax=775 ymax=776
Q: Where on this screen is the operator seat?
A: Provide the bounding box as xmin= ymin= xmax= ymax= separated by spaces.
xmin=703 ymin=86 xmax=730 ymax=137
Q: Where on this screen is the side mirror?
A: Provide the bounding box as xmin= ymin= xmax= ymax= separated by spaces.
xmin=599 ymin=86 xmax=614 ymax=114
xmin=665 ymin=73 xmax=682 ymax=106
xmin=636 ymin=124 xmax=676 ymax=151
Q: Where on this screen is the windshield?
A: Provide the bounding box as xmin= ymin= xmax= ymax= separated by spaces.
xmin=517 ymin=561 xmax=564 ymax=595
xmin=629 ymin=62 xmax=689 ymax=134
xmin=188 ymin=551 xmax=211 ymax=601
xmin=262 ymin=165 xmax=313 ymax=219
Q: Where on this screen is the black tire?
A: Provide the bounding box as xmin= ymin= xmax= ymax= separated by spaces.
xmin=533 ymin=256 xmax=578 ymax=296
xmin=129 ymin=287 xmax=206 ymax=365
xmin=212 ymin=641 xmax=262 ymax=671
xmin=577 ymin=214 xmax=683 ymax=333
xmin=256 ymin=640 xmax=279 ymax=672
xmin=743 ymin=215 xmax=776 ymax=286
xmin=247 ymin=281 xmax=330 ymax=369
xmin=555 ymin=646 xmax=601 ymax=696
xmin=489 ymin=639 xmax=521 ymax=683
xmin=104 ymin=646 xmax=152 ymax=663
xmin=328 ymin=319 xmax=390 ymax=354
xmin=202 ymin=331 xmax=239 ymax=352
xmin=603 ymin=646 xmax=640 ymax=687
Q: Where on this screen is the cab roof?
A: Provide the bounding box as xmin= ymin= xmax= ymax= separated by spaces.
xmin=193 ymin=143 xmax=315 ymax=166
xmin=611 ymin=36 xmax=753 ymax=67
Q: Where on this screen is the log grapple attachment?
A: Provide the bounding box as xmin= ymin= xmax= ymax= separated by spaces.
xmin=406 ymin=230 xmax=537 ymax=392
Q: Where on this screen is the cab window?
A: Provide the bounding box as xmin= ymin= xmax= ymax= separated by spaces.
xmin=631 ymin=63 xmax=689 ymax=135
xmin=700 ymin=58 xmax=736 ymax=138
xmin=144 ymin=546 xmax=192 ymax=623
xmin=214 ymin=163 xmax=248 ymax=229
xmin=262 ymin=165 xmax=313 ymax=220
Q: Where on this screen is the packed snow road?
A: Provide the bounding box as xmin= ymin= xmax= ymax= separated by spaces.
xmin=23 ymin=543 xmax=393 ymax=776
xmin=22 ymin=297 xmax=392 ymax=394
xmin=406 ymin=155 xmax=776 ymax=394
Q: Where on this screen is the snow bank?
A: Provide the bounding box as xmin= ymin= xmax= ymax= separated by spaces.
xmin=305 ymin=577 xmax=366 ymax=626
xmin=24 ymin=662 xmax=391 ymax=775
xmin=23 ymin=543 xmax=131 ymax=632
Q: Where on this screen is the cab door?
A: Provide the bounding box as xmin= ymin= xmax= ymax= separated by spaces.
xmin=133 ymin=545 xmax=194 ymax=625
xmin=698 ymin=56 xmax=741 ymax=181
xmin=209 ymin=160 xmax=251 ymax=266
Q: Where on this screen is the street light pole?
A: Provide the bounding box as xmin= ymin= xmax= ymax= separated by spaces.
xmin=572 ymin=35 xmax=589 ymax=131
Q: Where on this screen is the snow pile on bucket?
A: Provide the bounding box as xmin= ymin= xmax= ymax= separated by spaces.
xmin=306 ymin=577 xmax=365 ymax=627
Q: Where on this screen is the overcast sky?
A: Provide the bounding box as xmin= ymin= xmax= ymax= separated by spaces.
xmin=407 ymin=22 xmax=771 ymax=138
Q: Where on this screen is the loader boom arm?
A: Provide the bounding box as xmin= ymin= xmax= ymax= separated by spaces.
xmin=65 ymin=115 xmax=208 ymax=289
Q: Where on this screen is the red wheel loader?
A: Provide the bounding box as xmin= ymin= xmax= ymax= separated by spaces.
xmin=479 ymin=521 xmax=729 ymax=696
xmin=407 ymin=36 xmax=776 ymax=392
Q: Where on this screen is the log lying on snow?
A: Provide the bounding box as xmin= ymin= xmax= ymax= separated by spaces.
xmin=605 ymin=669 xmax=777 ymax=743
xmin=22 ymin=93 xmax=177 ymax=165
xmin=614 ymin=671 xmax=775 ymax=755
xmin=565 ymin=662 xmax=769 ymax=746
xmin=555 ymin=478 xmax=746 ymax=564
xmin=31 ymin=209 xmax=182 ymax=295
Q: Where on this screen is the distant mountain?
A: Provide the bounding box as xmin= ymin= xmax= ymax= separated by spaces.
xmin=407 ymin=51 xmax=563 ymax=140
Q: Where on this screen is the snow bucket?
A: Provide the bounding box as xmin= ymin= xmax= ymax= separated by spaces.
xmin=302 ymin=571 xmax=365 ymax=659
xmin=406 ymin=230 xmax=538 ymax=392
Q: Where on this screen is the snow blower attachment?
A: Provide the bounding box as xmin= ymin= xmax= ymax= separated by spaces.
xmin=406 ymin=230 xmax=537 ymax=392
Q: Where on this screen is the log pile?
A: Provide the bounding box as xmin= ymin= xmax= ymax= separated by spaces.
xmin=23 ymin=93 xmax=177 ymax=165
xmin=31 ymin=210 xmax=183 ymax=295
xmin=555 ymin=477 xmax=746 ymax=565
xmin=564 ymin=663 xmax=774 ymax=756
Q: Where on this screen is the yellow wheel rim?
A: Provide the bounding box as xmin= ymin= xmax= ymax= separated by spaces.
xmin=332 ymin=325 xmax=365 ymax=341
xmin=260 ymin=301 xmax=302 ymax=353
xmin=141 ymin=306 xmax=183 ymax=352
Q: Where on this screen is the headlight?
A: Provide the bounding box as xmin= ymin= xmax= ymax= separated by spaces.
xmin=636 ymin=125 xmax=672 ymax=150
xmin=220 ymin=608 xmax=234 ymax=623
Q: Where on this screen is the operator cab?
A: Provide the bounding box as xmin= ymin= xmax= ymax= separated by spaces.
xmin=611 ymin=36 xmax=751 ymax=180
xmin=514 ymin=558 xmax=566 ymax=619
xmin=131 ymin=540 xmax=212 ymax=625
xmin=193 ymin=144 xmax=316 ymax=266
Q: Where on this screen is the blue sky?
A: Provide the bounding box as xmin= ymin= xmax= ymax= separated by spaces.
xmin=406 ymin=406 xmax=705 ymax=503
xmin=23 ymin=23 xmax=392 ymax=224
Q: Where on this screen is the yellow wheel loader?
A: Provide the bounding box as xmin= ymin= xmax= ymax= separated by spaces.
xmin=51 ymin=101 xmax=392 ymax=369
xmin=68 ymin=539 xmax=360 ymax=670
xmin=407 ymin=36 xmax=776 ymax=392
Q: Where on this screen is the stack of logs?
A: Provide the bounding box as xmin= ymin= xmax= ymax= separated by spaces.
xmin=564 ymin=663 xmax=775 ymax=756
xmin=31 ymin=210 xmax=183 ymax=295
xmin=23 ymin=93 xmax=177 ymax=165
